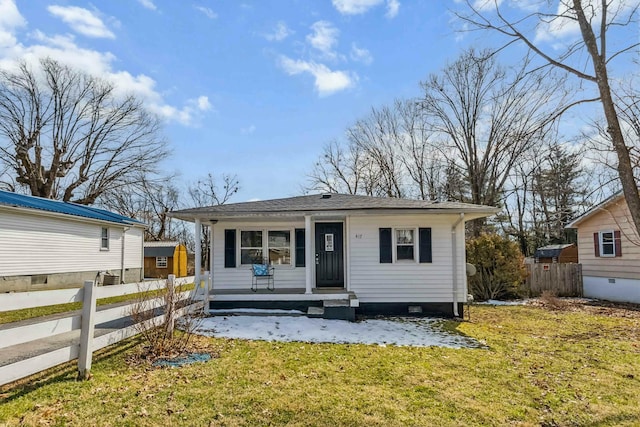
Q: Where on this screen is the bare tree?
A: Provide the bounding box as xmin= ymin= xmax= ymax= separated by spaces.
xmin=0 ymin=58 xmax=167 ymax=204
xmin=420 ymin=49 xmax=565 ymax=235
xmin=457 ymin=0 xmax=640 ymax=242
xmin=188 ymin=173 xmax=240 ymax=267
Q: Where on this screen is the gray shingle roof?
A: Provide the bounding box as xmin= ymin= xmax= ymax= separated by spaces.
xmin=169 ymin=193 xmax=499 ymax=221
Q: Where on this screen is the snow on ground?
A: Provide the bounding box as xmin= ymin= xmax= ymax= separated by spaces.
xmin=477 ymin=299 xmax=529 ymax=306
xmin=195 ymin=314 xmax=483 ymax=348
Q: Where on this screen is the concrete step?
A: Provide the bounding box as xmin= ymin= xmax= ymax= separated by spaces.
xmin=307 ymin=306 xmax=324 ymax=318
xmin=323 ymin=299 xmax=350 ymax=308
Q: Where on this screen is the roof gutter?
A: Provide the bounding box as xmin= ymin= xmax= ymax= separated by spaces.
xmin=451 ymin=213 xmax=465 ymax=318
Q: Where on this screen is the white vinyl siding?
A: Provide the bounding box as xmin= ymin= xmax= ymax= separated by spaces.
xmin=348 ymin=214 xmax=466 ymax=303
xmin=213 ymin=221 xmax=305 ymax=290
xmin=0 ymin=209 xmax=143 ymax=276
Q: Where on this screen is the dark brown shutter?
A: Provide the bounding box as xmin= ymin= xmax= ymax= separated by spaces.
xmin=295 ymin=228 xmax=305 ymax=267
xmin=593 ymin=232 xmax=600 ymax=257
xmin=379 ymin=228 xmax=392 ymax=263
xmin=614 ymin=230 xmax=622 ymax=257
xmin=419 ymin=228 xmax=432 ymax=263
xmin=224 ymin=229 xmax=236 ymax=268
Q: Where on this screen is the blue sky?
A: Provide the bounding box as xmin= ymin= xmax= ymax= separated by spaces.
xmin=0 ymin=0 xmax=637 ymax=202
xmin=1 ymin=0 xmax=471 ymax=202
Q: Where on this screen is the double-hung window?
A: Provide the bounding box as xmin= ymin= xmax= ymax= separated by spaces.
xmin=268 ymin=230 xmax=291 ymax=265
xmin=599 ymin=231 xmax=615 ymax=257
xmin=100 ymin=227 xmax=109 ymax=250
xmin=395 ymin=229 xmax=415 ymax=261
xmin=240 ymin=231 xmax=263 ymax=265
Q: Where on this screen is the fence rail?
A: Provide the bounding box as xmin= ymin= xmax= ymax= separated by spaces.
xmin=525 ymin=263 xmax=583 ymax=297
xmin=0 ymin=274 xmax=204 ymax=386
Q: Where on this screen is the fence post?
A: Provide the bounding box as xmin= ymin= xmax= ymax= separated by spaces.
xmin=78 ymin=280 xmax=97 ymax=380
xmin=167 ymin=275 xmax=176 ymax=339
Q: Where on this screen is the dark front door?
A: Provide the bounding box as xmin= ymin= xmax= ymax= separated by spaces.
xmin=315 ymin=222 xmax=344 ymax=287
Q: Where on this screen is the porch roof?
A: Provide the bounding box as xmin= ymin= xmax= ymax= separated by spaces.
xmin=169 ymin=193 xmax=499 ymax=222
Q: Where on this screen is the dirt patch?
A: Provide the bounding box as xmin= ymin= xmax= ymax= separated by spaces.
xmin=530 ymin=297 xmax=640 ymax=318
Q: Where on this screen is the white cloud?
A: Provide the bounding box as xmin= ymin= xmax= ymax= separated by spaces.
xmin=332 ymin=0 xmax=384 ymax=15
xmin=0 ymin=1 xmax=207 ymax=127
xmin=264 ymin=21 xmax=293 ymax=42
xmin=195 ymin=6 xmax=217 ymax=19
xmin=386 ymin=0 xmax=400 ymax=18
xmin=196 ymin=95 xmax=211 ymax=111
xmin=471 ymin=0 xmax=504 ymax=12
xmin=47 ymin=5 xmax=115 ymax=39
xmin=279 ymin=56 xmax=356 ymax=96
xmin=137 ymin=0 xmax=157 ymax=11
xmin=350 ymin=43 xmax=373 ymax=65
xmin=307 ymin=21 xmax=339 ymax=59
xmin=0 ymin=0 xmax=26 ymax=48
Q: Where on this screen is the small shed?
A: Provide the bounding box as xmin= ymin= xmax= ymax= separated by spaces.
xmin=534 ymin=244 xmax=578 ymax=264
xmin=144 ymin=241 xmax=188 ymax=279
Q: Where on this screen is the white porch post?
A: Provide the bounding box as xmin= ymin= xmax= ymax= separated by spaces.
xmin=305 ymin=215 xmax=312 ymax=294
xmin=207 ymin=221 xmax=215 ymax=314
xmin=194 ymin=218 xmax=202 ymax=294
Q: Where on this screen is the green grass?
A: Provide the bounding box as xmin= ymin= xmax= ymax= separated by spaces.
xmin=1 ymin=305 xmax=640 ymax=426
xmin=0 ymin=283 xmax=196 ymax=324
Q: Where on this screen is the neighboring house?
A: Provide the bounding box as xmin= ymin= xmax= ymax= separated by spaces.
xmin=534 ymin=244 xmax=578 ymax=264
xmin=0 ymin=190 xmax=145 ymax=292
xmin=144 ymin=241 xmax=188 ymax=279
xmin=566 ymin=192 xmax=640 ymax=303
xmin=170 ymin=193 xmax=498 ymax=318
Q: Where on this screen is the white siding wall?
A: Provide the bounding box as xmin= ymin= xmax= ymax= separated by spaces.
xmin=124 ymin=227 xmax=144 ymax=269
xmin=0 ymin=210 xmax=143 ymax=276
xmin=210 ymin=214 xmax=468 ymax=303
xmin=348 ymin=214 xmax=467 ymax=303
xmin=211 ymin=220 xmax=306 ymax=290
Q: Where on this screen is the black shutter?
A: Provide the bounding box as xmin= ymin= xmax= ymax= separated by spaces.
xmin=224 ymin=229 xmax=236 ymax=268
xmin=419 ymin=227 xmax=432 ymax=263
xmin=295 ymin=228 xmax=305 ymax=267
xmin=379 ymin=228 xmax=392 ymax=263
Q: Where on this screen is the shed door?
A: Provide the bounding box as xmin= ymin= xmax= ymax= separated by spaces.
xmin=315 ymin=222 xmax=344 ymax=288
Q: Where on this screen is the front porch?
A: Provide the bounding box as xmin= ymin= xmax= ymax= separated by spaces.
xmin=207 ymin=287 xmax=359 ymax=321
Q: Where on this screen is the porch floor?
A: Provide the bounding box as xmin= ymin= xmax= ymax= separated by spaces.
xmin=209 ymin=287 xmax=357 ymax=303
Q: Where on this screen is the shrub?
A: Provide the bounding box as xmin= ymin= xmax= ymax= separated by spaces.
xmin=466 ymin=233 xmax=527 ymax=300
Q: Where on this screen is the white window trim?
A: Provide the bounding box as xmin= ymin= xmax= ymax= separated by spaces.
xmin=100 ymin=227 xmax=109 ymax=251
xmin=237 ymin=227 xmax=295 ymax=268
xmin=156 ymin=256 xmax=168 ymax=268
xmin=599 ymin=230 xmax=616 ymax=258
xmin=393 ymin=227 xmax=418 ymax=263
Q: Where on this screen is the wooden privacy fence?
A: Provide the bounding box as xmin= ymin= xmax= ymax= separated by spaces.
xmin=525 ymin=263 xmax=583 ymax=297
xmin=0 ymin=274 xmax=205 ymax=387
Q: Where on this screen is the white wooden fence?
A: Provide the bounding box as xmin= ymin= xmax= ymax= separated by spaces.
xmin=0 ymin=274 xmax=207 ymax=386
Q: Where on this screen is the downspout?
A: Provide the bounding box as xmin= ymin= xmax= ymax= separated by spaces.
xmin=451 ymin=213 xmax=464 ymax=317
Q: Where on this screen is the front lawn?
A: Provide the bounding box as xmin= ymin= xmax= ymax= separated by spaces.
xmin=1 ymin=303 xmax=639 ymax=426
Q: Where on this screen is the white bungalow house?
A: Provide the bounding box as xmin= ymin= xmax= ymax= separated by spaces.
xmin=0 ymin=190 xmax=145 ymax=292
xmin=169 ymin=193 xmax=498 ymax=319
xmin=566 ymin=192 xmax=640 ymax=303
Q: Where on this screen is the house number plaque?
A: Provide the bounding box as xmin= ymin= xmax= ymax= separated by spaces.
xmin=325 ymin=234 xmax=334 ymax=252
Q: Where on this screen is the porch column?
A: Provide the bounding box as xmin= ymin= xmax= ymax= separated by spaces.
xmin=305 ymin=215 xmax=312 ymax=294
xmin=194 ymin=218 xmax=202 ymax=296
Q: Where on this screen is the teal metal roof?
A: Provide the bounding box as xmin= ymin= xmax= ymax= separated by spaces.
xmin=0 ymin=190 xmax=144 ymax=226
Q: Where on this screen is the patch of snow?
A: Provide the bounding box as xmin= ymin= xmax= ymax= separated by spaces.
xmin=478 ymin=299 xmax=529 ymax=306
xmin=208 ymin=308 xmax=304 ymax=315
xmin=195 ymin=316 xmax=483 ymax=348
